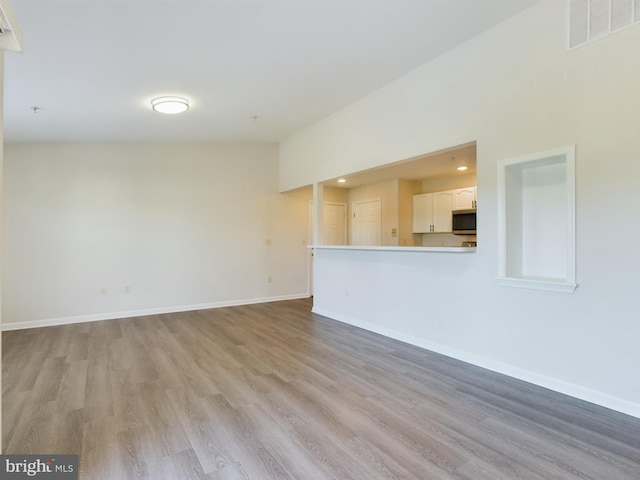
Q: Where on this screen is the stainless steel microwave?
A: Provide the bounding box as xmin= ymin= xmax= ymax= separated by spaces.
xmin=452 ymin=209 xmax=476 ymax=235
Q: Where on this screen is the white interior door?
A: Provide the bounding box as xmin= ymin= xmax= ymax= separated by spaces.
xmin=308 ymin=202 xmax=347 ymax=295
xmin=352 ymin=199 xmax=381 ymax=246
xmin=323 ymin=203 xmax=347 ymax=245
xmin=308 ymin=202 xmax=347 ymax=245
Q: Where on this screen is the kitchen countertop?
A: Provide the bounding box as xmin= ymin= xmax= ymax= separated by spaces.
xmin=309 ymin=245 xmax=476 ymax=253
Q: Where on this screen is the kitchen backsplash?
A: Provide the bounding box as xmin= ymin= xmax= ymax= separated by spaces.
xmin=421 ymin=232 xmax=477 ymax=247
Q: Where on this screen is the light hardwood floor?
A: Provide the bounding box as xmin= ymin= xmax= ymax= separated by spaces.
xmin=3 ymin=298 xmax=639 ymax=479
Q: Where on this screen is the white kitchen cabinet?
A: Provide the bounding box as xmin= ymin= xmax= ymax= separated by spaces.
xmin=413 ymin=190 xmax=454 ymax=233
xmin=413 ymin=193 xmax=433 ymax=233
xmin=454 ymin=186 xmax=477 ymax=210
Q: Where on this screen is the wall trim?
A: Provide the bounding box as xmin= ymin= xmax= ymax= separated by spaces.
xmin=1 ymin=293 xmax=310 ymax=331
xmin=312 ymin=306 xmax=640 ymax=420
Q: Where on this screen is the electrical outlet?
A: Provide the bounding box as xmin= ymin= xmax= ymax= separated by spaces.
xmin=100 ymin=287 xmax=108 ymax=295
xmin=265 ymin=239 xmax=272 ymax=246
xmin=268 ymin=276 xmax=272 ymax=283
xmin=124 ymin=285 xmax=132 ymax=294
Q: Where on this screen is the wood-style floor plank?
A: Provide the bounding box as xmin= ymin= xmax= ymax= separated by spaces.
xmin=3 ymin=298 xmax=640 ymax=479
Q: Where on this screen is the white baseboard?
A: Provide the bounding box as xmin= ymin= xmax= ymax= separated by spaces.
xmin=312 ymin=306 xmax=640 ymax=420
xmin=1 ymin=293 xmax=310 ymax=331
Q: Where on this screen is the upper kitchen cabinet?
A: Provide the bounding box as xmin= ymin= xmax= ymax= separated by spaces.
xmin=412 ymin=193 xmax=433 ymax=233
xmin=454 ymin=186 xmax=477 ymax=210
xmin=413 ymin=190 xmax=455 ymax=233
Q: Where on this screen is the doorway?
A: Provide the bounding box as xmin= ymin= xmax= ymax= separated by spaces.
xmin=308 ymin=202 xmax=347 ymax=295
xmin=351 ymin=199 xmax=381 ymax=246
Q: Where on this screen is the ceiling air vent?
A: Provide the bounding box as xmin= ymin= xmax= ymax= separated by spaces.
xmin=569 ymin=0 xmax=640 ymax=49
xmin=0 ymin=0 xmax=23 ymax=52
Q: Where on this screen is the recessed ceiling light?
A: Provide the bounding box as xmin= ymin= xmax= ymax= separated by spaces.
xmin=151 ymin=96 xmax=190 ymax=114
xmin=457 ymin=166 xmax=468 ymax=171
xmin=338 ymin=178 xmax=346 ymax=183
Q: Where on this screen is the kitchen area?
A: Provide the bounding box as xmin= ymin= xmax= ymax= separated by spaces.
xmin=315 ymin=142 xmax=477 ymax=250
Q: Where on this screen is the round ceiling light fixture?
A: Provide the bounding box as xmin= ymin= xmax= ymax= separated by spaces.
xmin=151 ymin=96 xmax=190 ymax=114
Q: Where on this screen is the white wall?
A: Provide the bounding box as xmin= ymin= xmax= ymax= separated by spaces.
xmin=1 ymin=49 xmax=5 ymax=444
xmin=421 ymin=173 xmax=476 ymax=193
xmin=2 ymin=142 xmax=310 ymax=328
xmin=279 ymin=1 xmax=640 ymax=417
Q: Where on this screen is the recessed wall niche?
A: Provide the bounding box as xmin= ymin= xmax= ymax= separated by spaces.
xmin=497 ymin=146 xmax=577 ymax=293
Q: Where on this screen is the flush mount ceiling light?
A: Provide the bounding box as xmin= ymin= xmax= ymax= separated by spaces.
xmin=151 ymin=96 xmax=190 ymax=114
xmin=450 ymin=156 xmax=468 ymax=171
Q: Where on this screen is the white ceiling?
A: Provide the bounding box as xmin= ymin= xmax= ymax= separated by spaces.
xmin=4 ymin=0 xmax=536 ymax=144
xmin=324 ymin=142 xmax=477 ymax=188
